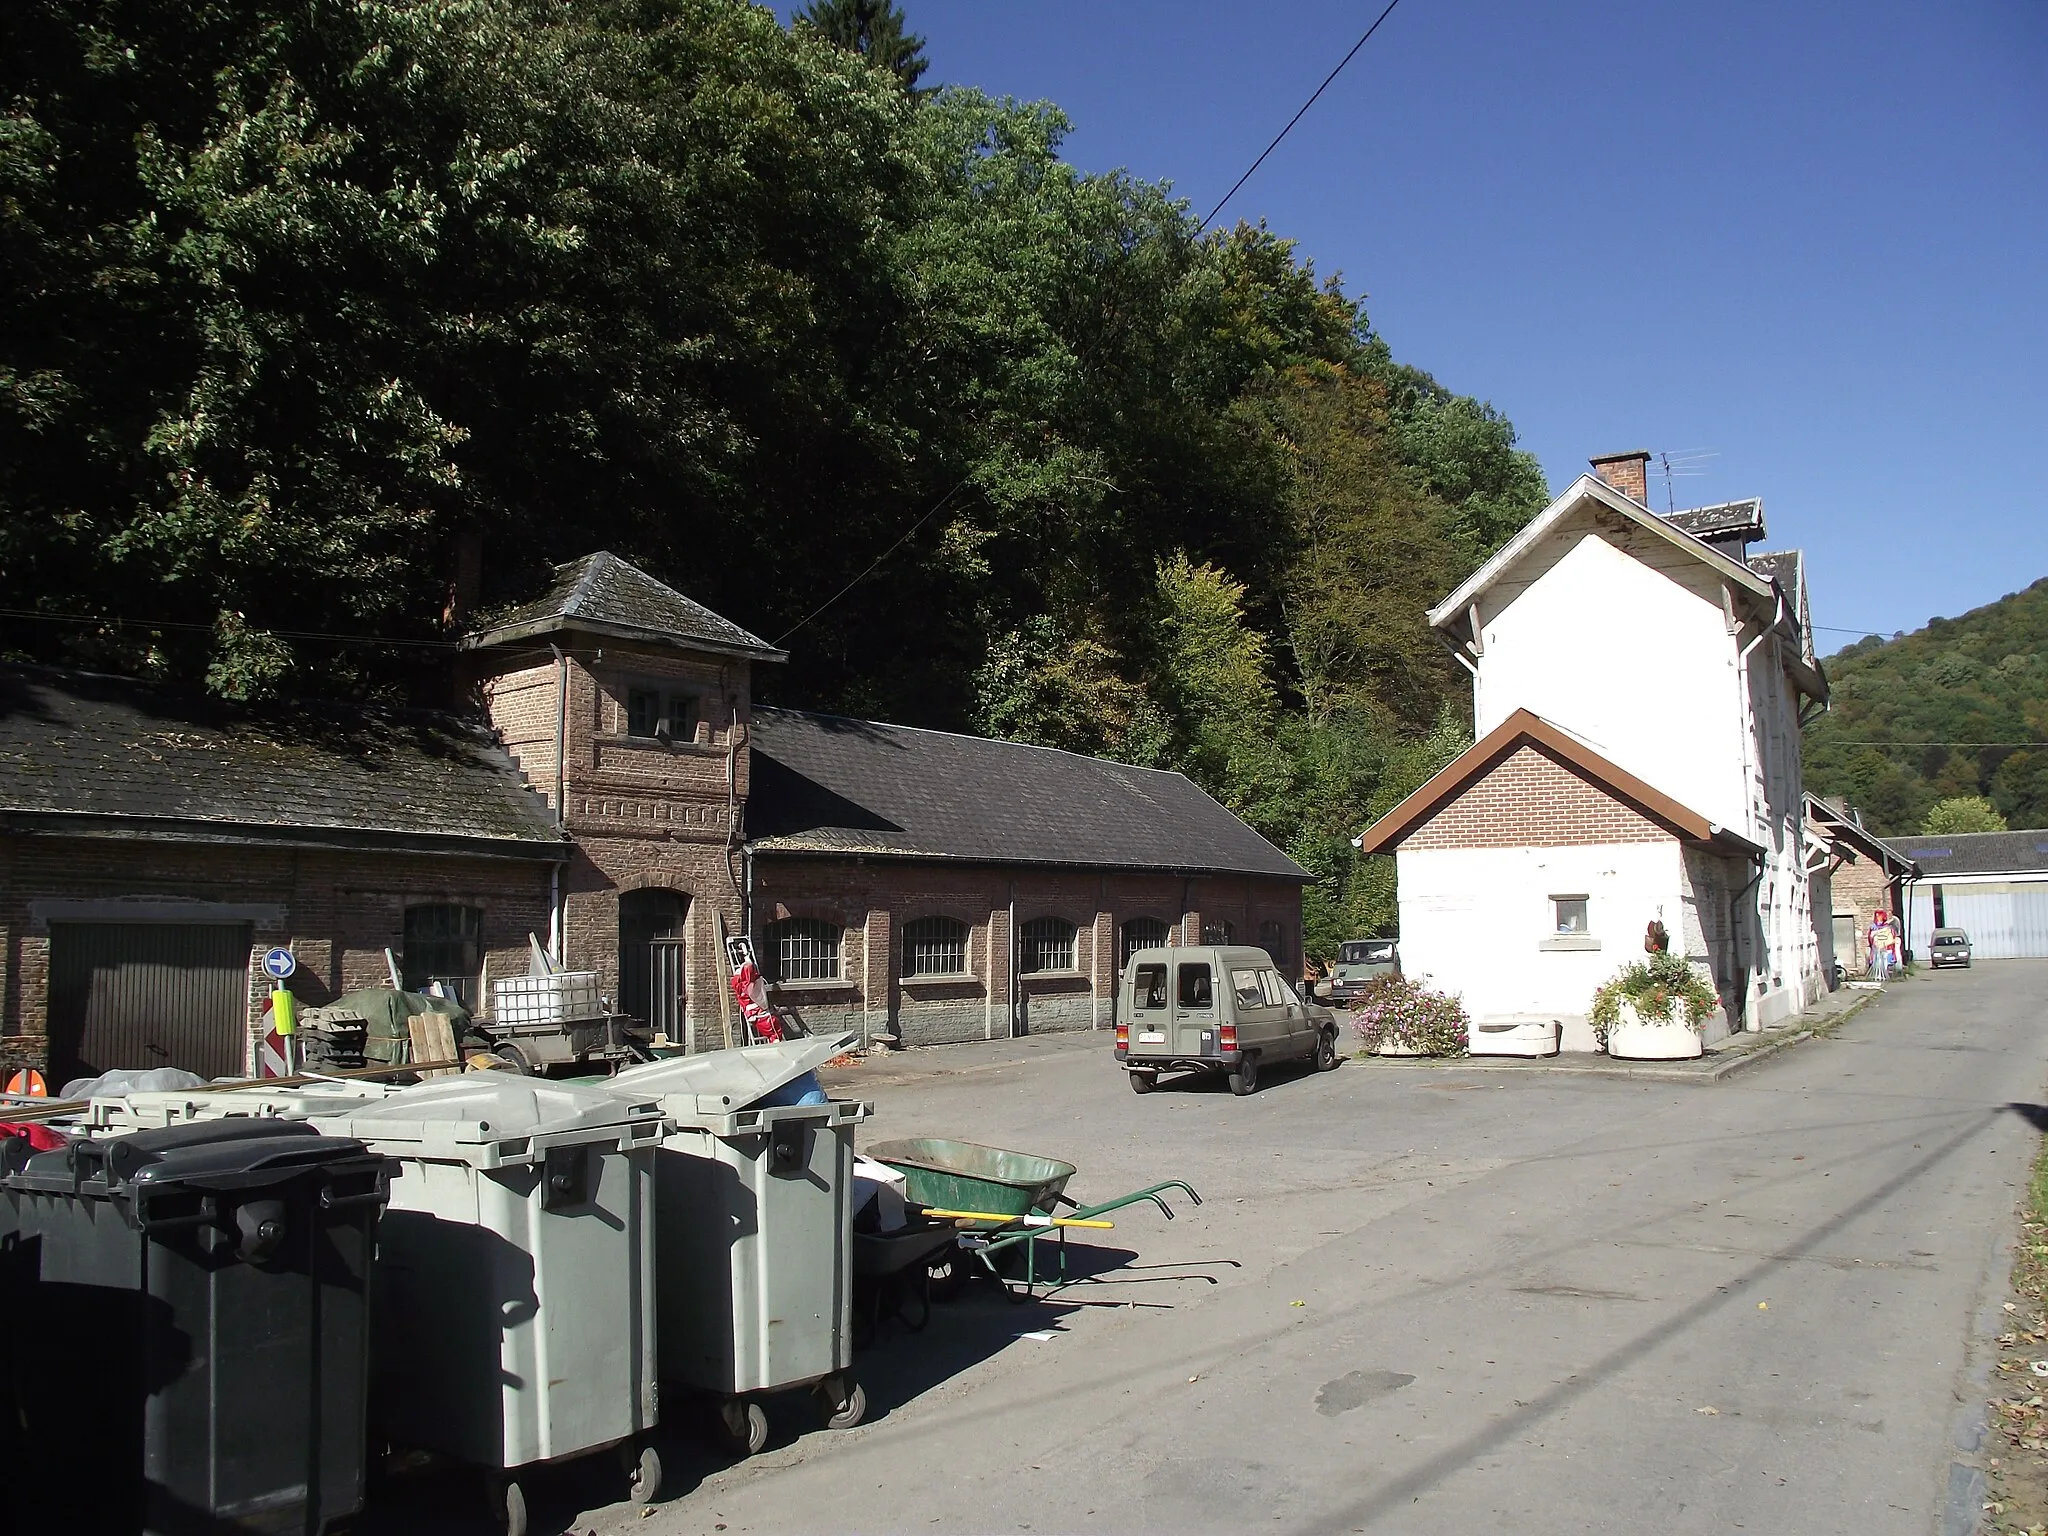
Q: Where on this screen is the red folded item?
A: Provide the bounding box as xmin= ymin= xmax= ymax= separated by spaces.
xmin=0 ymin=1121 xmax=67 ymax=1152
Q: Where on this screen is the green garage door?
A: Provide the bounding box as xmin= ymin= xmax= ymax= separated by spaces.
xmin=46 ymin=922 xmax=252 ymax=1085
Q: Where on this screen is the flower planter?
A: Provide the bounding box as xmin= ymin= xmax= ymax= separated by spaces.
xmin=1371 ymin=1039 xmax=1425 ymax=1057
xmin=1605 ymin=1000 xmax=1702 ymax=1060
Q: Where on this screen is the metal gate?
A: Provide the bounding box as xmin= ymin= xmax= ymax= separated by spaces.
xmin=46 ymin=922 xmax=252 ymax=1085
xmin=644 ymin=938 xmax=688 ymax=1041
xmin=618 ymin=889 xmax=688 ymax=1041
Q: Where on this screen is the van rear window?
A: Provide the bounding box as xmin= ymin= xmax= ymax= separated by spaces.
xmin=1134 ymin=964 xmax=1168 ymax=1009
xmin=1177 ymin=964 xmax=1213 ymax=1009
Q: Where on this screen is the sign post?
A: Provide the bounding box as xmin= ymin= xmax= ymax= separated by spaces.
xmin=261 ymin=948 xmax=299 ymax=1075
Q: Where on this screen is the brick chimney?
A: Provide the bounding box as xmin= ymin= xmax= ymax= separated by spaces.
xmin=1589 ymin=451 xmax=1651 ymax=506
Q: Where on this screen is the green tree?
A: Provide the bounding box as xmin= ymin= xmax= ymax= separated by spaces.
xmin=1991 ymin=750 xmax=2048 ymax=827
xmin=795 ymin=0 xmax=930 ymax=96
xmin=1923 ymin=796 xmax=2008 ymax=834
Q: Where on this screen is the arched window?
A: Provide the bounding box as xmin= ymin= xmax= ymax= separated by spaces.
xmin=766 ymin=917 xmax=841 ymax=982
xmin=1020 ymin=917 xmax=1076 ymax=974
xmin=1120 ymin=917 xmax=1170 ymax=965
xmin=1203 ymin=920 xmax=1235 ymax=945
xmin=403 ymin=904 xmax=482 ymax=1007
xmin=1258 ymin=919 xmax=1290 ymax=966
xmin=902 ymin=916 xmax=969 ymax=978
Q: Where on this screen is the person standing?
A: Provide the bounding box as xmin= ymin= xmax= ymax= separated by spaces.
xmin=1868 ymin=909 xmax=1892 ymax=981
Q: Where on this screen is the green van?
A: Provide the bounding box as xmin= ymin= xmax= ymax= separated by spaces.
xmin=1114 ymin=945 xmax=1339 ymax=1096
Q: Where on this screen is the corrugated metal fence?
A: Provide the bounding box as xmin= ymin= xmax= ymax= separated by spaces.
xmin=1909 ymin=882 xmax=2048 ymax=960
xmin=46 ymin=922 xmax=252 ymax=1084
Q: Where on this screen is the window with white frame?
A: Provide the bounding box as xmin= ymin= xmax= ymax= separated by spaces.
xmin=767 ymin=917 xmax=841 ymax=982
xmin=625 ymin=684 xmax=699 ymax=741
xmin=902 ymin=916 xmax=969 ymax=978
xmin=1552 ymin=895 xmax=1590 ymax=935
xmin=1019 ymin=917 xmax=1076 ymax=974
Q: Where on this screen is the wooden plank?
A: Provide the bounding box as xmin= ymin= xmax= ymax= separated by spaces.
xmin=407 ymin=1013 xmax=460 ymax=1079
xmin=714 ymin=911 xmax=734 ymax=1052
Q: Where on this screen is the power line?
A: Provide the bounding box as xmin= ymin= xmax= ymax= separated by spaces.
xmin=0 ymin=607 xmax=458 ymax=648
xmin=1806 ymin=740 xmax=2043 ymax=748
xmin=770 ymin=477 xmax=976 ymax=647
xmin=1198 ymin=0 xmax=1408 ymax=233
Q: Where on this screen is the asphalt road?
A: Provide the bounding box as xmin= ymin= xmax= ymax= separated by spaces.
xmin=432 ymin=963 xmax=2048 ymax=1536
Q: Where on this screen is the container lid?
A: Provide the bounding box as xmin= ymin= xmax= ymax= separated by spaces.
xmin=314 ymin=1073 xmax=663 ymax=1163
xmin=94 ymin=1079 xmax=399 ymax=1129
xmin=603 ymin=1032 xmax=853 ymax=1111
xmin=11 ymin=1118 xmax=378 ymax=1196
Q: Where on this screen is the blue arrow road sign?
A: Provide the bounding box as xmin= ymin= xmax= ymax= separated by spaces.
xmin=261 ymin=947 xmax=298 ymax=981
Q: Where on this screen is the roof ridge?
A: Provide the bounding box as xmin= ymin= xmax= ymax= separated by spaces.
xmin=754 ymin=704 xmax=1191 ymax=779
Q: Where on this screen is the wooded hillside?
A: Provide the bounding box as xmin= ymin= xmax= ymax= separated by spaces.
xmin=1 ymin=0 xmax=1553 ymax=953
xmin=1804 ymin=577 xmax=2048 ymax=834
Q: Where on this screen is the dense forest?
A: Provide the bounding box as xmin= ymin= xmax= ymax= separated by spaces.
xmin=1804 ymin=577 xmax=2048 ymax=834
xmin=1 ymin=0 xmax=1553 ymax=954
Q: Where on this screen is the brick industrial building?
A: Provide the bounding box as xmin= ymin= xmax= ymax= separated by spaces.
xmin=0 ymin=553 xmax=1306 ymax=1083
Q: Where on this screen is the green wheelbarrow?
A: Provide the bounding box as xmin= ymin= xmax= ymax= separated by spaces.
xmin=865 ymin=1137 xmax=1201 ymax=1299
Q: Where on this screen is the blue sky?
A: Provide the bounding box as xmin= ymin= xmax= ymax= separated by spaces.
xmin=802 ymin=0 xmax=2046 ymax=650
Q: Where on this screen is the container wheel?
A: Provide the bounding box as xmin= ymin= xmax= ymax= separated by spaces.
xmin=1315 ymin=1031 xmax=1339 ymax=1072
xmin=817 ymin=1374 xmax=868 ymax=1430
xmin=1128 ymin=1068 xmax=1157 ymax=1094
xmin=492 ymin=1043 xmax=534 ymax=1076
xmin=719 ymin=1397 xmax=769 ymax=1457
xmin=487 ymin=1474 xmax=528 ymax=1536
xmin=622 ymin=1440 xmax=662 ymax=1503
xmin=1228 ymin=1054 xmax=1259 ymax=1095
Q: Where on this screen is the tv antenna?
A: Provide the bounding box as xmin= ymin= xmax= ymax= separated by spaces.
xmin=1656 ymin=449 xmax=1718 ymax=514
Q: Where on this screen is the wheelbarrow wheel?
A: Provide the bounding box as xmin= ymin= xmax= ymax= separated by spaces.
xmin=622 ymin=1440 xmax=662 ymax=1504
xmin=718 ymin=1397 xmax=769 ymax=1458
xmin=486 ymin=1474 xmax=528 ymax=1536
xmin=492 ymin=1043 xmax=534 ymax=1076
xmin=897 ymin=1267 xmax=932 ymax=1332
xmin=1128 ymin=1068 xmax=1157 ymax=1094
xmin=816 ymin=1374 xmax=867 ymax=1430
xmin=1228 ymin=1054 xmax=1259 ymax=1095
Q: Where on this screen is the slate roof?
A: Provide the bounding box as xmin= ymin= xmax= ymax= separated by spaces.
xmin=1665 ymin=498 xmax=1767 ymax=542
xmin=746 ymin=708 xmax=1309 ymax=880
xmin=0 ymin=666 xmax=566 ymax=858
xmin=467 ymin=551 xmax=786 ymax=661
xmin=1882 ymin=830 xmax=2048 ymax=877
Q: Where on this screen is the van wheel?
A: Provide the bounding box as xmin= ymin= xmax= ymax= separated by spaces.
xmin=1228 ymin=1055 xmax=1259 ymax=1095
xmin=1315 ymin=1031 xmax=1339 ymax=1072
xmin=1129 ymin=1069 xmax=1157 ymax=1094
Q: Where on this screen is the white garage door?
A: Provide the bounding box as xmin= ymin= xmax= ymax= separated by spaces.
xmin=1919 ymin=882 xmax=2048 ymax=960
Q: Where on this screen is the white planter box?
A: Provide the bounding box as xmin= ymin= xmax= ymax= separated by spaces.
xmin=1372 ymin=1039 xmax=1424 ymax=1057
xmin=1606 ymin=1000 xmax=1703 ymax=1060
xmin=1470 ymin=1018 xmax=1560 ymax=1057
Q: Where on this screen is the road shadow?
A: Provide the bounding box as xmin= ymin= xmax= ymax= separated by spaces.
xmin=2008 ymin=1103 xmax=2048 ymax=1130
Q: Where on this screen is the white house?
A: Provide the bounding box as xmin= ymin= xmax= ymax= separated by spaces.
xmin=1359 ymin=453 xmax=1831 ymax=1052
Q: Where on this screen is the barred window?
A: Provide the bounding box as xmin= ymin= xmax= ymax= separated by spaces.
xmin=902 ymin=916 xmax=969 ymax=978
xmin=1120 ymin=917 xmax=1170 ymax=965
xmin=1020 ymin=917 xmax=1076 ymax=974
xmin=403 ymin=904 xmax=482 ymax=1007
xmin=1202 ymin=920 xmax=1235 ymax=944
xmin=1258 ymin=919 xmax=1290 ymax=966
xmin=767 ymin=918 xmax=841 ymax=982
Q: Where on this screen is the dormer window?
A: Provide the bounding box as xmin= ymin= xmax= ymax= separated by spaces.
xmin=627 ymin=686 xmax=699 ymax=742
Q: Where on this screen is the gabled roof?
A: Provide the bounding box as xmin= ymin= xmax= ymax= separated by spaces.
xmin=747 ymin=707 xmax=1309 ymax=881
xmin=1804 ymin=793 xmax=1915 ymax=877
xmin=467 ymin=551 xmax=786 ymax=661
xmin=1884 ymin=829 xmax=2048 ymax=877
xmin=1357 ymin=708 xmax=1761 ymax=857
xmin=1429 ymin=473 xmax=1775 ymax=630
xmin=0 ymin=665 xmax=567 ymax=860
xmin=1668 ymin=498 xmax=1767 ymax=543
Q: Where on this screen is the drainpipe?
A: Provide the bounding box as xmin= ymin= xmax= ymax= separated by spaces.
xmin=1729 ymin=854 xmax=1765 ymax=1032
xmin=1007 ymin=880 xmax=1021 ymax=1038
xmin=550 ymin=643 xmax=568 ymax=965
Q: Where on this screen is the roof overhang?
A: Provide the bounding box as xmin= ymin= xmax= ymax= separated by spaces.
xmin=463 ymin=616 xmax=788 ymax=663
xmin=1430 ymin=473 xmax=1775 ymax=632
xmin=1 ymin=810 xmax=572 ymax=863
xmin=1802 ymin=795 xmax=1915 ymax=877
xmin=1357 ymin=708 xmax=1763 ymax=859
xmin=748 ymin=839 xmax=1314 ymax=884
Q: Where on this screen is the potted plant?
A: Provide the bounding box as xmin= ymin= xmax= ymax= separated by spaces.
xmin=1350 ymin=974 xmax=1469 ymax=1058
xmin=1589 ymin=951 xmax=1719 ymax=1060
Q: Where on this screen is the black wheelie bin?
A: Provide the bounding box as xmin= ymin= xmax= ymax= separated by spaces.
xmin=0 ymin=1118 xmax=389 ymax=1533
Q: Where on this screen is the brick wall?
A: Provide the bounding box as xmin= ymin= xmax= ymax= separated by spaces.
xmin=753 ymin=858 xmax=1304 ymax=1049
xmin=0 ymin=832 xmax=553 ymax=1079
xmin=1590 ymin=452 xmax=1651 ymax=506
xmin=1830 ymin=858 xmax=1904 ymax=974
xmin=1405 ymin=745 xmax=1676 ymax=851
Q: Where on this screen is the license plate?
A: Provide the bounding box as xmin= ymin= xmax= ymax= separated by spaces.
xmin=1137 ymin=1031 xmax=1166 ymax=1044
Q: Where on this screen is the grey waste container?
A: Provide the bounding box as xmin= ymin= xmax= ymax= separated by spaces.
xmin=0 ymin=1119 xmax=388 ymax=1534
xmin=603 ymin=1035 xmax=869 ymax=1457
xmin=314 ymin=1075 xmax=667 ymax=1536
